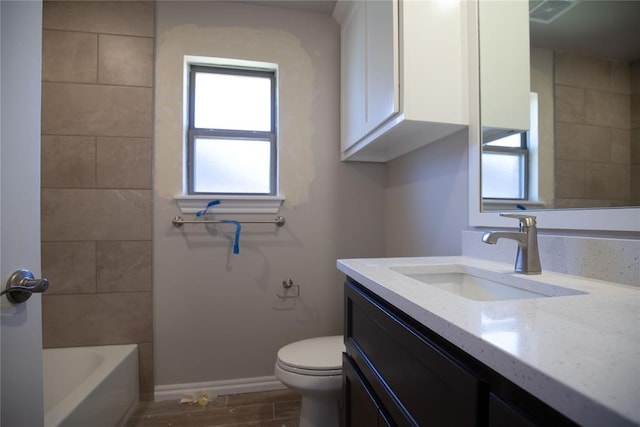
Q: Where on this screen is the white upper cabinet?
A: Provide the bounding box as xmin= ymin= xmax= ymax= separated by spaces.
xmin=479 ymin=0 xmax=530 ymax=137
xmin=334 ymin=0 xmax=469 ymax=162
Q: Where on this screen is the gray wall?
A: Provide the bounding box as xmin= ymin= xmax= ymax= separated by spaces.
xmin=386 ymin=130 xmax=469 ymax=257
xmin=154 ymin=1 xmax=386 ymax=388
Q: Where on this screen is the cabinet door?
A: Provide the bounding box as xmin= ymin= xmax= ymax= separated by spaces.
xmin=378 ymin=411 xmax=394 ymax=427
xmin=364 ymin=0 xmax=399 ymax=136
xmin=489 ymin=390 xmax=579 ymax=427
xmin=343 ymin=354 xmax=383 ymax=427
xmin=489 ymin=394 xmax=537 ymax=427
xmin=340 ymin=0 xmax=366 ymax=151
xmin=479 ymin=0 xmax=530 ymax=132
xmin=340 ymin=0 xmax=398 ymax=152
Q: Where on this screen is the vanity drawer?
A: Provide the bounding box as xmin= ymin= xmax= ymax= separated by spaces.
xmin=345 ymin=280 xmax=483 ymax=426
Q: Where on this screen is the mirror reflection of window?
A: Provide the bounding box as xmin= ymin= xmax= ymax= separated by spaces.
xmin=482 ymin=93 xmax=540 ymax=204
xmin=482 ymin=132 xmax=528 ymax=200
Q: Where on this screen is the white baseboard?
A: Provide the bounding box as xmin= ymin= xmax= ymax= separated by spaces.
xmin=153 ymin=375 xmax=286 ymax=402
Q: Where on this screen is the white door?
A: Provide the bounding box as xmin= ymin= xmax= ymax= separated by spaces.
xmin=1 ymin=1 xmax=45 ymax=426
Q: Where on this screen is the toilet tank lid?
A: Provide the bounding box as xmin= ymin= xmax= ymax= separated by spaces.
xmin=277 ymin=335 xmax=344 ymax=370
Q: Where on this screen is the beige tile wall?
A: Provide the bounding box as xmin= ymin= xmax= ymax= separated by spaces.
xmin=631 ymin=61 xmax=640 ymax=205
xmin=554 ymin=51 xmax=633 ymax=208
xmin=40 ymin=0 xmax=155 ymax=399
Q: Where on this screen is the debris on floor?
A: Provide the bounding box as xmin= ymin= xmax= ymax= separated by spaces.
xmin=179 ymin=391 xmax=212 ymax=407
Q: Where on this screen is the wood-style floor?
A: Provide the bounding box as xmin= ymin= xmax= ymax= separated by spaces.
xmin=126 ymin=389 xmax=301 ymax=427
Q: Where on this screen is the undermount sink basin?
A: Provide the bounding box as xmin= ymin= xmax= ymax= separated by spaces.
xmin=390 ymin=264 xmax=588 ymax=302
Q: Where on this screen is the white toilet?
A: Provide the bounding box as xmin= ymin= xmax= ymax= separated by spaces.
xmin=274 ymin=335 xmax=345 ymax=427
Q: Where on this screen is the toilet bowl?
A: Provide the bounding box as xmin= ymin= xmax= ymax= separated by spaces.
xmin=274 ymin=335 xmax=345 ymax=427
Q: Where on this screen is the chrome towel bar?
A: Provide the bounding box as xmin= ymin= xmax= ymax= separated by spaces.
xmin=172 ymin=215 xmax=285 ymax=227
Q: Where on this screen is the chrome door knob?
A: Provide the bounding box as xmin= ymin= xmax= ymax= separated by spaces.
xmin=1 ymin=269 xmax=49 ymax=304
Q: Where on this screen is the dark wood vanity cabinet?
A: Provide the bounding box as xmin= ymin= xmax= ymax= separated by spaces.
xmin=343 ymin=353 xmax=392 ymax=427
xmin=342 ymin=279 xmax=578 ymax=427
xmin=488 ymin=393 xmax=537 ymax=427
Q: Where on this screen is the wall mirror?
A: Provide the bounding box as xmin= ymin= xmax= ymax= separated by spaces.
xmin=469 ymin=0 xmax=639 ymax=231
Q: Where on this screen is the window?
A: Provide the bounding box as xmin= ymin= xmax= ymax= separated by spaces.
xmin=481 ymin=131 xmax=529 ymax=200
xmin=481 ymin=92 xmax=541 ymax=203
xmin=188 ymin=65 xmax=277 ymax=195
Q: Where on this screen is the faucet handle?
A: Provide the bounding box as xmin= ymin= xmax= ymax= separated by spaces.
xmin=500 ymin=213 xmax=537 ymax=227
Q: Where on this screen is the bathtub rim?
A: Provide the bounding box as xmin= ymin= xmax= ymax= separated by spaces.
xmin=43 ymin=344 xmax=138 ymax=427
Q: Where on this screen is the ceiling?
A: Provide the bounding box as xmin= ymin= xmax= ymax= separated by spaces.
xmin=529 ymin=1 xmax=640 ymax=61
xmin=231 ymin=0 xmax=336 ymax=15
xmin=223 ymin=1 xmax=640 ymax=61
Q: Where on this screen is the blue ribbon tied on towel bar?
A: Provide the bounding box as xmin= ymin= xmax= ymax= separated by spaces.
xmin=194 ymin=200 xmax=242 ymax=254
xmin=221 ymin=220 xmax=242 ymax=254
xmin=195 ymin=200 xmax=221 ymax=217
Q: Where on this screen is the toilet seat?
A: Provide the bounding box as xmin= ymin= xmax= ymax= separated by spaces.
xmin=276 ymin=336 xmax=344 ymax=377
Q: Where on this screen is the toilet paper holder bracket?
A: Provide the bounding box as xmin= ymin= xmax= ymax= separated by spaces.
xmin=277 ymin=278 xmax=300 ymax=299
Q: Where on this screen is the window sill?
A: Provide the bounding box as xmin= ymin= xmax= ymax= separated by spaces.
xmin=175 ymin=195 xmax=285 ymax=214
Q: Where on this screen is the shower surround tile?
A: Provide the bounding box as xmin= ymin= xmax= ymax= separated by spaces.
xmin=42 ymin=292 xmax=152 ymax=348
xmin=553 ymin=198 xmax=619 ymax=209
xmin=97 ymin=241 xmax=152 ymax=293
xmin=554 ymin=159 xmax=584 ymax=198
xmin=98 ymin=34 xmax=154 ymax=87
xmin=555 ymin=122 xmax=611 ymax=161
xmin=42 ymin=189 xmax=151 ymax=241
xmin=41 ymin=82 xmax=152 ymax=137
xmin=43 ymin=1 xmax=154 ymax=37
xmin=633 ymin=93 xmax=640 ymax=129
xmin=96 ymin=137 xmax=152 ymax=189
xmin=41 ymin=0 xmax=155 ymax=399
xmin=42 ymin=30 xmax=97 ymax=83
xmin=611 ymin=60 xmax=631 ymax=94
xmin=612 ymin=128 xmax=632 ymax=163
xmin=631 ymin=129 xmax=640 ymax=163
xmin=41 ymin=135 xmax=96 ymax=188
xmin=138 ymin=342 xmax=155 ymax=399
xmin=555 ymin=85 xmax=585 ymax=123
xmin=555 ymin=52 xmax=610 ymax=90
xmin=584 ymin=162 xmax=630 ymax=200
xmin=41 ymin=241 xmax=96 ymax=295
xmin=554 ymin=51 xmax=634 ymax=207
xmin=584 ymin=89 xmax=631 ymax=129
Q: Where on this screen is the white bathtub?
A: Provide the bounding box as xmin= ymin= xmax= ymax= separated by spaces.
xmin=43 ymin=344 xmax=139 ymax=427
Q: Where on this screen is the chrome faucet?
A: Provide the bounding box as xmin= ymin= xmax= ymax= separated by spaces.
xmin=482 ymin=213 xmax=541 ymax=275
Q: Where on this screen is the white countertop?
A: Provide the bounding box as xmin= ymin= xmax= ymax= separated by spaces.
xmin=337 ymin=256 xmax=640 ymax=427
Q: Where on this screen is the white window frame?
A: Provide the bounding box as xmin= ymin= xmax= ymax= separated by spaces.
xmin=175 ymin=56 xmax=284 ymax=214
xmin=187 ymin=65 xmax=277 ymax=195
